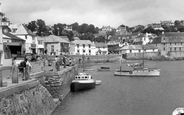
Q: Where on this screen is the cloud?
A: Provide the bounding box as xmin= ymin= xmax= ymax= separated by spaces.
xmin=1 ymin=0 xmax=184 ymax=28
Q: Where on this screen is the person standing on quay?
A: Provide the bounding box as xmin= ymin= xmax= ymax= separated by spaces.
xmin=63 ymin=55 xmax=66 ymax=68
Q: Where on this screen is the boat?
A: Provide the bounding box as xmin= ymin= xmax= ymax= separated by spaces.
xmin=114 ymin=68 xmax=160 ymax=77
xmin=97 ymin=66 xmax=110 ymax=71
xmin=70 ymin=73 xmax=96 ymax=92
xmin=172 ymin=107 xmax=184 ymax=115
xmin=114 ymin=45 xmax=160 ymax=77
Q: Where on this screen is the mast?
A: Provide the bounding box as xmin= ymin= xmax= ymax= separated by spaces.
xmin=120 ymin=57 xmax=122 ymax=71
xmin=82 ymin=54 xmax=84 ymax=72
xmin=142 ymin=45 xmax=144 ymax=68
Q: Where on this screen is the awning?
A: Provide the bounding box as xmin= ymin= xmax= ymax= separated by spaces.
xmin=4 ymin=42 xmax=21 ymax=46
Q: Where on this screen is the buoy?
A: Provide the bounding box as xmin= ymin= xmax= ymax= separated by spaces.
xmin=95 ymin=80 xmax=101 ymax=85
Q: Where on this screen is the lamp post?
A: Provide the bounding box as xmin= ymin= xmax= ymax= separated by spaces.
xmin=0 ymin=3 xmax=4 ymax=87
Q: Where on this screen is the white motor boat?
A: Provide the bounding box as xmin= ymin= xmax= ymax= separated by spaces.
xmin=70 ymin=73 xmax=96 ymax=92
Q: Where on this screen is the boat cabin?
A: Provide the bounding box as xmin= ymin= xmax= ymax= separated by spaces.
xmin=75 ymin=73 xmax=92 ymax=80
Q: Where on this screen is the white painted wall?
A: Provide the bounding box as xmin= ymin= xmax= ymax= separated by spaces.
xmin=74 ymin=44 xmax=97 ymax=55
xmin=16 ymin=35 xmax=37 ymax=53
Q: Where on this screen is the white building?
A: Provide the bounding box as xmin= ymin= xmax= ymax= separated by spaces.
xmin=71 ymin=40 xmax=96 ymax=55
xmin=142 ymin=33 xmax=157 ymax=45
xmin=37 ymin=36 xmax=44 ymax=55
xmin=9 ymin=23 xmax=38 ymax=53
xmin=94 ymin=42 xmax=108 ymax=55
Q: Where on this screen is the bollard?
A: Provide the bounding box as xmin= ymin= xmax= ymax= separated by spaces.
xmin=25 ymin=65 xmax=30 ymax=80
xmin=53 ymin=61 xmax=56 ymax=72
xmin=0 ymin=67 xmax=2 ymax=87
xmin=12 ymin=65 xmax=19 ymax=83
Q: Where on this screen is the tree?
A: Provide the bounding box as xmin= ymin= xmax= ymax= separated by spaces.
xmin=62 ymin=30 xmax=74 ymax=41
xmin=27 ymin=21 xmax=38 ymax=32
xmin=78 ymin=23 xmax=88 ymax=34
xmin=143 ymin=26 xmax=155 ymax=34
xmin=84 ymin=24 xmax=96 ymax=33
xmin=71 ymin=22 xmax=79 ymax=31
xmin=80 ymin=33 xmax=94 ymax=41
xmin=120 ymin=24 xmax=126 ymax=27
xmin=52 ymin=23 xmax=64 ymax=36
xmin=36 ymin=19 xmax=49 ymax=36
xmin=174 ymin=20 xmax=181 ymax=28
xmin=94 ymin=36 xmax=106 ymax=42
xmin=132 ymin=25 xmax=145 ymax=33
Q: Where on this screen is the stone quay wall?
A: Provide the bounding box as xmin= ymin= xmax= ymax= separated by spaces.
xmin=0 ymin=80 xmax=57 ymax=115
xmin=44 ymin=65 xmax=79 ymax=99
xmin=0 ymin=64 xmax=79 ymax=115
xmin=126 ymin=52 xmax=159 ymax=60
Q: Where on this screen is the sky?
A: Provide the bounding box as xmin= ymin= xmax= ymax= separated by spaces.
xmin=1 ymin=0 xmax=184 ymax=28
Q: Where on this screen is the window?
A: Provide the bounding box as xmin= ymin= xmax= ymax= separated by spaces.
xmin=175 ymin=47 xmax=176 ymax=51
xmin=170 ymin=43 xmax=171 ymax=45
xmin=83 ymin=49 xmax=85 ymax=53
xmin=25 ymin=35 xmax=27 ymax=39
xmin=181 ymin=43 xmax=183 ymax=45
xmin=38 ymin=40 xmax=42 ymax=44
xmin=170 ymin=48 xmax=172 ymax=51
xmin=163 ymin=43 xmax=165 ymax=46
xmin=180 ymin=47 xmax=181 ymax=51
xmin=77 ymin=50 xmax=80 ymax=53
xmin=175 ymin=43 xmax=176 ymax=45
xmin=89 ymin=50 xmax=91 ymax=54
xmin=51 ymin=45 xmax=54 ymax=52
xmin=163 ymin=47 xmax=165 ymax=51
xmin=12 ymin=28 xmax=17 ymax=33
xmin=77 ymin=44 xmax=79 ymax=48
xmin=88 ymin=44 xmax=91 ymax=48
xmin=139 ymin=50 xmax=141 ymax=52
xmin=32 ymin=37 xmax=35 ymax=41
xmin=83 ymin=44 xmax=85 ymax=48
xmin=130 ymin=50 xmax=132 ymax=53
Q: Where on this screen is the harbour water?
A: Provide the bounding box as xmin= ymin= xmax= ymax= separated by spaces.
xmin=52 ymin=60 xmax=184 ymax=115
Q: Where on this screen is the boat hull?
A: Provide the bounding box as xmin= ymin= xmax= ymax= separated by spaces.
xmin=97 ymin=68 xmax=110 ymax=71
xmin=114 ymin=69 xmax=160 ymax=77
xmin=70 ymin=81 xmax=96 ymax=92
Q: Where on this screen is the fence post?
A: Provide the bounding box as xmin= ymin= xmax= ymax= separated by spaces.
xmin=12 ymin=65 xmax=19 ymax=83
xmin=0 ymin=67 xmax=2 ymax=87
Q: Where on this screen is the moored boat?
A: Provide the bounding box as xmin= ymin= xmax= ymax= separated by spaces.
xmin=70 ymin=73 xmax=96 ymax=92
xmin=114 ymin=68 xmax=160 ymax=77
xmin=114 ymin=45 xmax=161 ymax=77
xmin=97 ymin=66 xmax=110 ymax=71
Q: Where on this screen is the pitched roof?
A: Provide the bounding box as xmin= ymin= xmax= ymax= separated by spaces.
xmin=160 ymin=32 xmax=184 ymax=43
xmin=71 ymin=40 xmax=94 ymax=45
xmin=121 ymin=45 xmax=158 ymax=50
xmin=58 ymin=36 xmax=70 ymax=41
xmin=73 ymin=37 xmax=80 ymax=40
xmin=44 ymin=35 xmax=69 ymax=43
xmin=37 ymin=36 xmax=44 ymax=41
xmin=3 ymin=32 xmax=25 ymax=41
xmin=151 ymin=37 xmax=162 ymax=44
xmin=9 ymin=23 xmax=36 ymax=36
xmin=72 ymin=30 xmax=80 ymax=36
xmin=94 ymin=42 xmax=107 ymax=47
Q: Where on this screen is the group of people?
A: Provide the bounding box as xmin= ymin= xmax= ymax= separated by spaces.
xmin=12 ymin=57 xmax=32 ymax=81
